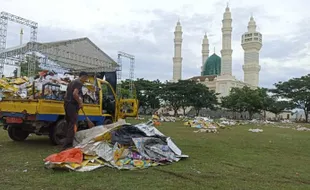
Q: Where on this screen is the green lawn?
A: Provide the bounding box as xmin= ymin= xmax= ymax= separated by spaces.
xmin=1 ymin=120 xmax=310 ymax=190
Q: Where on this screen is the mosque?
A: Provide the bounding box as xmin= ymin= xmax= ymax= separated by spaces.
xmin=172 ymin=5 xmax=263 ymax=98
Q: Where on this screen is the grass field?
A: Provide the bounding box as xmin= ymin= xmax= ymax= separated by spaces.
xmin=1 ymin=120 xmax=310 ymax=190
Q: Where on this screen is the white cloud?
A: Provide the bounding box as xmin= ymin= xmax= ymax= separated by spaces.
xmin=1 ymin=0 xmax=309 ymax=87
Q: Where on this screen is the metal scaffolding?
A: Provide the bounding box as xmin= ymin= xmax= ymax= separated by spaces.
xmin=0 ymin=38 xmax=118 ymax=76
xmin=117 ymin=51 xmax=135 ymax=98
xmin=0 ymin=11 xmax=38 ymax=76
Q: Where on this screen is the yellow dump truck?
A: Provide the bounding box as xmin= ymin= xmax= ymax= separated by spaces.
xmin=0 ymin=72 xmax=138 ymax=145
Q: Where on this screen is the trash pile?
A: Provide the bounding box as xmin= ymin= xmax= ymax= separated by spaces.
xmin=44 ymin=120 xmax=188 ymax=172
xmin=272 ymin=124 xmax=310 ymax=131
xmin=151 ymin=114 xmax=161 ymax=126
xmin=248 ymin=128 xmax=263 ymax=133
xmin=193 ymin=126 xmax=218 ymax=133
xmin=135 ymin=116 xmax=145 ymax=120
xmin=249 ymin=119 xmax=275 ymax=125
xmin=219 ymin=118 xmax=238 ymax=126
xmin=294 ymin=126 xmax=310 ymax=131
xmin=0 ymin=71 xmax=98 ymax=103
xmin=160 ymin=116 xmax=176 ymax=122
xmin=273 ymin=125 xmax=292 ymax=129
xmin=281 ymin=119 xmax=292 ymax=123
xmin=184 ymin=117 xmax=221 ymax=133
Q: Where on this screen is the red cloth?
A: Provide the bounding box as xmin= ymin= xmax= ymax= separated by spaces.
xmin=44 ymin=148 xmax=83 ymax=164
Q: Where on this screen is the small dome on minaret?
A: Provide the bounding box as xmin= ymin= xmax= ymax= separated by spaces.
xmin=225 ymin=3 xmax=230 ymax=12
xmin=203 ymin=32 xmax=209 ymax=43
xmin=175 ymin=19 xmax=182 ymax=31
xmin=224 ymin=3 xmax=231 ymax=19
xmin=247 ymin=16 xmax=257 ymax=32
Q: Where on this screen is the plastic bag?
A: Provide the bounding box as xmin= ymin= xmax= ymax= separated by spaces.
xmin=44 ymin=148 xmax=83 ymax=164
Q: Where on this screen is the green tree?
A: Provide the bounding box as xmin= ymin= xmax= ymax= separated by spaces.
xmin=258 ymin=88 xmax=274 ymax=119
xmin=221 ymin=89 xmax=243 ymax=114
xmin=187 ymin=83 xmax=218 ymax=116
xmin=124 ymin=78 xmax=161 ymax=114
xmin=160 ymin=82 xmax=184 ymax=116
xmin=19 ymin=55 xmax=41 ymax=77
xmin=271 ymin=75 xmax=309 ymax=122
xmin=176 ymin=80 xmax=197 ymax=115
xmin=268 ymin=100 xmax=292 ymax=120
xmin=160 ymin=80 xmax=218 ymax=116
xmin=118 ymin=80 xmax=132 ymax=98
xmin=221 ymin=86 xmax=263 ymax=119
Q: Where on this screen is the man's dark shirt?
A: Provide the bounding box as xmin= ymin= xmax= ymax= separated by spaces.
xmin=64 ymin=79 xmax=83 ymax=105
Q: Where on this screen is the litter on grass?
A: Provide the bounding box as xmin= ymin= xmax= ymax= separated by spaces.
xmin=248 ymin=129 xmax=263 ymax=133
xmin=44 ymin=120 xmax=188 ymax=172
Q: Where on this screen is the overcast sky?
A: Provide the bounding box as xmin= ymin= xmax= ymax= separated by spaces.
xmin=1 ymin=0 xmax=309 ymax=88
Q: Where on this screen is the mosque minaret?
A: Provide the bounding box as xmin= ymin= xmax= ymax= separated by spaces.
xmin=220 ymin=5 xmax=233 ymax=76
xmin=201 ymin=33 xmax=209 ymax=75
xmin=241 ymin=16 xmax=263 ymax=87
xmin=172 ymin=20 xmax=183 ymax=82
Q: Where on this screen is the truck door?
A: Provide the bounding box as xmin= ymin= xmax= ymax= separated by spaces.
xmin=101 ymin=82 xmax=116 ymax=116
xmin=119 ymin=98 xmax=139 ymax=118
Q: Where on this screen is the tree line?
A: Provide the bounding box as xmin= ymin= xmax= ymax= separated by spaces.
xmin=120 ymin=79 xmax=217 ymax=116
xmin=16 ymin=57 xmax=310 ymax=122
xmin=121 ymin=74 xmax=310 ymax=122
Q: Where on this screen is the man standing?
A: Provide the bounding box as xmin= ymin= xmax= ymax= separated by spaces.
xmin=62 ymin=72 xmax=88 ymax=150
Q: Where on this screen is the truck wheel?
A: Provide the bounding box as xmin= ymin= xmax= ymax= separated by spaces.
xmin=8 ymin=125 xmax=29 ymax=141
xmin=104 ymin=118 xmax=113 ymax=125
xmin=49 ymin=119 xmax=67 ymax=145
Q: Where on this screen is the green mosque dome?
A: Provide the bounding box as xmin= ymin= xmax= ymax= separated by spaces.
xmin=201 ymin=53 xmax=221 ymax=76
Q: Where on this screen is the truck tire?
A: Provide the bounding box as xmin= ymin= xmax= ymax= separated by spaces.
xmin=49 ymin=119 xmax=67 ymax=145
xmin=103 ymin=118 xmax=113 ymax=125
xmin=8 ymin=125 xmax=29 ymax=141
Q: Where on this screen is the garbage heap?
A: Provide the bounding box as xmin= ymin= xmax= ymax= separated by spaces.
xmin=0 ymin=71 xmax=98 ymax=103
xmin=184 ymin=117 xmax=220 ymax=133
xmin=160 ymin=116 xmax=177 ymax=122
xmin=44 ymin=120 xmax=188 ymax=172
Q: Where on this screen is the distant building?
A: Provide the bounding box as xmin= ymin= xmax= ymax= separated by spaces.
xmin=172 ymin=5 xmax=263 ymax=98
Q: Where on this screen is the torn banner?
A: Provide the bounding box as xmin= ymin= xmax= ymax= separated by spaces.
xmin=44 ymin=120 xmax=188 ymax=172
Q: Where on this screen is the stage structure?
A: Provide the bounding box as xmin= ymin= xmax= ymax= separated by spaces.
xmin=0 ymin=37 xmax=118 ymax=77
xmin=117 ymin=51 xmax=135 ymax=98
xmin=0 ymin=11 xmax=38 ymax=77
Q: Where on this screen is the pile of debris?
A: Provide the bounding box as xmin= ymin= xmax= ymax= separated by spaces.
xmin=294 ymin=125 xmax=310 ymax=131
xmin=44 ymin=120 xmax=188 ymax=172
xmin=184 ymin=117 xmax=221 ymax=133
xmin=0 ymin=71 xmax=98 ymax=103
xmin=160 ymin=116 xmax=176 ymax=122
xmin=135 ymin=116 xmax=145 ymax=120
xmin=248 ymin=128 xmax=263 ymax=133
xmin=218 ymin=118 xmax=240 ymax=126
xmin=248 ymin=119 xmax=275 ymax=125
xmin=273 ymin=125 xmax=292 ymax=129
xmin=272 ymin=123 xmax=310 ymax=131
xmin=281 ymin=119 xmax=292 ymax=123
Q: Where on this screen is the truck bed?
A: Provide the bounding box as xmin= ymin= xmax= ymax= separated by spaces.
xmin=0 ymin=99 xmax=101 ymax=116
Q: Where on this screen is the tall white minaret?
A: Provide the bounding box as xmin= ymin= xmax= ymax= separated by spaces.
xmin=20 ymin=28 xmax=24 ymax=45
xmin=172 ymin=20 xmax=183 ymax=82
xmin=241 ymin=16 xmax=262 ymax=87
xmin=220 ymin=4 xmax=233 ymax=76
xmin=201 ymin=33 xmax=209 ymax=75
